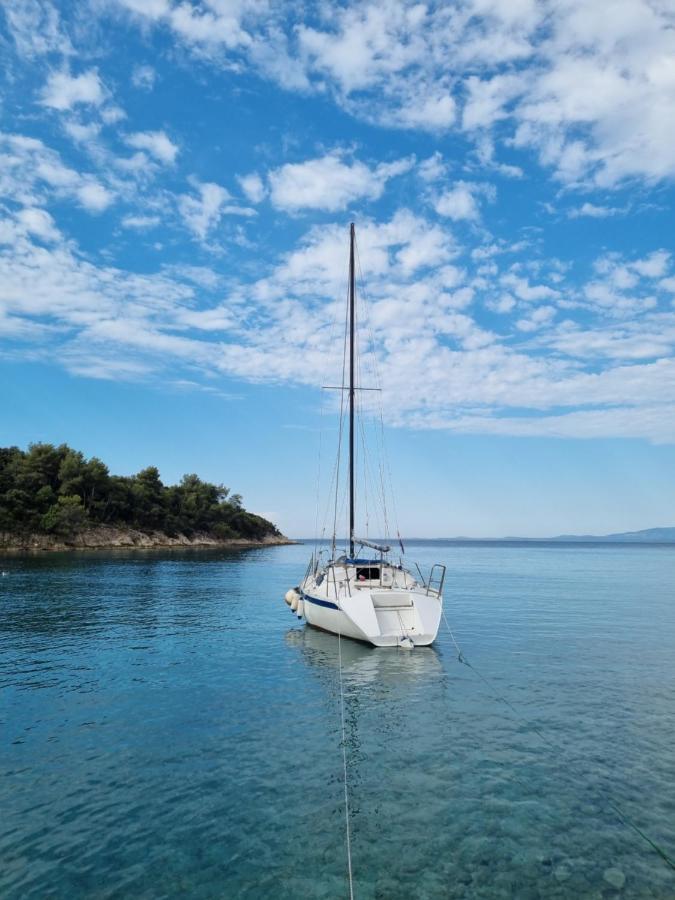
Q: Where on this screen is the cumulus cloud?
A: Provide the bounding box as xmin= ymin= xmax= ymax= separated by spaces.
xmin=632 ymin=251 xmax=670 ymax=279
xmin=267 ymin=152 xmax=414 ymax=212
xmin=434 ymin=181 xmax=495 ymax=222
xmin=500 ymin=273 xmax=560 ymax=303
xmin=16 ymin=207 xmax=60 ymax=242
xmin=124 ymin=130 xmax=179 ymax=164
xmin=394 ymin=92 xmax=456 ymax=131
xmin=463 ymin=73 xmax=524 ymax=131
xmin=418 ymin=153 xmax=447 ymax=183
xmin=77 ymin=182 xmax=113 ymax=212
xmin=516 ymin=305 xmax=556 ymax=332
xmin=178 ymin=180 xmax=255 ymax=240
xmin=2 ymin=207 xmax=675 ymax=442
xmin=105 ymin=0 xmax=675 ymax=188
xmin=3 ymin=0 xmax=72 ymax=57
xmin=115 ymin=0 xmax=253 ymax=49
xmin=0 ymin=132 xmax=116 ymax=214
xmin=237 ymin=172 xmax=266 ymax=204
xmin=64 ymin=121 xmax=102 ymax=144
xmin=40 ymin=69 xmax=104 ymax=110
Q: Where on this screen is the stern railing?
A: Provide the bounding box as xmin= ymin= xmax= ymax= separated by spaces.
xmin=427 ymin=563 xmax=446 ymax=598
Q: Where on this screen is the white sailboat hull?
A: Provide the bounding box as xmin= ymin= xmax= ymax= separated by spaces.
xmin=300 ymin=579 xmax=442 ymax=647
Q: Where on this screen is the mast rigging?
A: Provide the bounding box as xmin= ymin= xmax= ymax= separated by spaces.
xmin=349 ymin=222 xmax=355 ymax=559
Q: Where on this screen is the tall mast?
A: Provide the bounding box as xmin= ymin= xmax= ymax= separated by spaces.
xmin=348 ymin=222 xmax=355 ymax=558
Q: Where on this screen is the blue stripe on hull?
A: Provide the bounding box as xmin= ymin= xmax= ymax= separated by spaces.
xmin=302 ymin=592 xmax=339 ymax=610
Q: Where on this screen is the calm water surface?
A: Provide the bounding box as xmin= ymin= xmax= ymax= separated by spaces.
xmin=1 ymin=542 xmax=675 ymax=899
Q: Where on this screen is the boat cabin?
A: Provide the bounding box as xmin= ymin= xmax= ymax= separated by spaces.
xmin=324 ymin=556 xmax=414 ymax=590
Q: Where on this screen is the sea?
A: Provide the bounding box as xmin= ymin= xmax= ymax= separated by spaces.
xmin=1 ymin=541 xmax=674 ymax=899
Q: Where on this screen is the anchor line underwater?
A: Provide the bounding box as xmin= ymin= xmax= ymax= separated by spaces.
xmin=337 ymin=631 xmax=355 ymax=900
xmin=439 ymin=610 xmax=675 ymax=874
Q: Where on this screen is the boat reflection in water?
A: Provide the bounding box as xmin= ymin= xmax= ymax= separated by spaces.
xmin=284 ymin=625 xmax=453 ymax=854
xmin=284 ymin=625 xmax=444 ymax=692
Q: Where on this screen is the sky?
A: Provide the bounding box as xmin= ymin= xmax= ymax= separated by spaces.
xmin=1 ymin=0 xmax=675 ymax=539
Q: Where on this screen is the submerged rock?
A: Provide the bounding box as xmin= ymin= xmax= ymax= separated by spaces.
xmin=603 ymin=867 xmax=626 ymax=889
xmin=553 ymin=864 xmax=572 ymax=882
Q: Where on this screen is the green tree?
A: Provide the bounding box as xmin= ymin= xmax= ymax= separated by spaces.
xmin=132 ymin=466 xmax=166 ymax=529
xmin=58 ymin=449 xmax=87 ymax=499
xmin=0 ymin=443 xmax=280 ymax=541
xmin=41 ymin=495 xmax=88 ymax=536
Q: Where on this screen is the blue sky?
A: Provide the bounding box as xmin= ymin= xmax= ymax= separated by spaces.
xmin=1 ymin=0 xmax=675 ymax=538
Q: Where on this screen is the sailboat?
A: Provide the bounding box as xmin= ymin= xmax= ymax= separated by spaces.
xmin=284 ymin=224 xmax=446 ymax=647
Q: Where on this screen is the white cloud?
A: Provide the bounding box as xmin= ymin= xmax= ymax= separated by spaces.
xmin=2 ymin=177 xmax=675 ymax=444
xmin=567 ymin=252 xmax=675 ymax=318
xmin=178 ymin=180 xmax=255 ymax=240
xmin=131 ymin=65 xmax=157 ymax=90
xmin=417 ymin=404 xmax=675 ymax=445
xmin=487 ymin=293 xmax=516 ymax=314
xmin=297 ymin=4 xmax=429 ymax=94
xmin=463 ymin=73 xmax=524 ymax=130
xmin=16 ymin=207 xmax=60 ymax=242
xmin=179 ymin=181 xmax=230 ymax=239
xmin=268 ymin=152 xmax=414 ymax=212
xmin=434 ymin=181 xmax=495 ymax=222
xmin=100 ymin=105 xmax=126 ymax=125
xmin=3 ymin=0 xmax=72 ymax=57
xmin=568 ymin=202 xmax=624 ymax=219
xmin=511 ymin=13 xmax=675 ymax=186
xmin=121 ymin=214 xmax=161 ymax=229
xmin=77 ymin=182 xmax=113 ymax=212
xmin=418 ymin=153 xmax=447 ymax=183
xmin=0 ymin=132 xmax=118 ymax=214
xmin=64 ymin=121 xmax=102 ymax=144
xmin=103 ymin=0 xmax=675 ymax=188
xmin=501 ymin=273 xmax=560 ymax=302
xmin=124 ymin=130 xmax=179 ymax=164
xmin=545 ymin=319 xmax=675 ymax=361
xmin=632 ymin=251 xmax=670 ymax=279
xmin=117 ymin=0 xmax=169 ymax=18
xmin=473 ymin=135 xmax=524 ymax=178
xmin=435 ymin=183 xmax=480 ymax=222
xmin=394 ymin=92 xmax=456 ymax=131
xmin=237 ymin=172 xmax=266 ymax=204
xmin=40 ymin=69 xmax=104 ymax=110
xmin=516 ymin=304 xmax=556 ymax=332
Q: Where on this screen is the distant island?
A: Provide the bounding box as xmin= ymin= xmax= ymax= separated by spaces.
xmin=543 ymin=527 xmax=675 ymax=543
xmin=411 ymin=528 xmax=675 ymax=544
xmin=0 ymin=443 xmax=288 ymax=552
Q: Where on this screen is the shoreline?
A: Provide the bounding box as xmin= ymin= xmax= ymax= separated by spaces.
xmin=0 ymin=526 xmax=297 ymax=554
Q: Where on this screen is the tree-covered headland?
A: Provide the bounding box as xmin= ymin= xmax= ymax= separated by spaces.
xmin=0 ymin=443 xmax=280 ymax=542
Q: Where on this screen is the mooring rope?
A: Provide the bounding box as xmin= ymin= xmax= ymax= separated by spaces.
xmin=337 ymin=632 xmax=355 ymax=899
xmin=440 ymin=609 xmax=675 ymax=873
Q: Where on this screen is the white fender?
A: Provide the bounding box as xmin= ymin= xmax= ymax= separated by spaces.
xmin=284 ymin=589 xmax=296 ymax=606
xmin=290 ymin=593 xmax=299 ymax=612
xmin=296 ymin=599 xmax=304 ymax=619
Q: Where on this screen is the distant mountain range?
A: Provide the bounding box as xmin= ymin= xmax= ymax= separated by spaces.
xmin=299 ymin=528 xmax=675 ymax=544
xmin=500 ymin=527 xmax=675 ymax=543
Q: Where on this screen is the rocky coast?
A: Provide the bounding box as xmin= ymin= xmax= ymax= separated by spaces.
xmin=0 ymin=526 xmax=294 ymax=553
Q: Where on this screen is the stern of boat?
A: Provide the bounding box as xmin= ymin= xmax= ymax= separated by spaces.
xmin=366 ymin=588 xmax=442 ymax=647
xmin=291 ymin=559 xmax=445 ymax=648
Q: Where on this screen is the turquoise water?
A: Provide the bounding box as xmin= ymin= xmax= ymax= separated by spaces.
xmin=1 ymin=542 xmax=675 ymax=899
